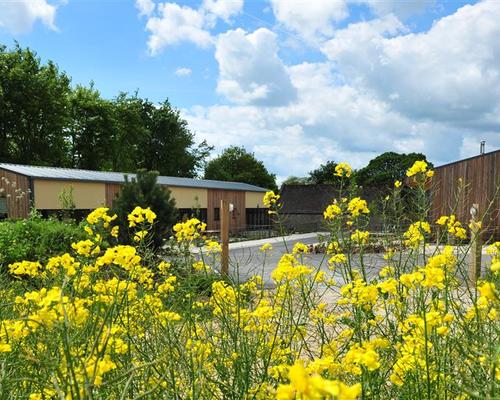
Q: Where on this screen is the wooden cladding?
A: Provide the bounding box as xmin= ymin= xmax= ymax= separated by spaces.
xmin=0 ymin=169 xmax=30 ymax=218
xmin=105 ymin=183 xmax=122 ymax=208
xmin=207 ymin=189 xmax=246 ymax=231
xmin=430 ymin=150 xmax=500 ymax=241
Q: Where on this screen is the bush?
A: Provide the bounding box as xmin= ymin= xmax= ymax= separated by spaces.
xmin=112 ymin=169 xmax=177 ymax=248
xmin=0 ymin=214 xmax=85 ymax=270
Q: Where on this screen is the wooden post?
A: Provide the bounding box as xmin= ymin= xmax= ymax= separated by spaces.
xmin=468 ymin=203 xmax=482 ymax=283
xmin=220 ymin=199 xmax=229 ymax=276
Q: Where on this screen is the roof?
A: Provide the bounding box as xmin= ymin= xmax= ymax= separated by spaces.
xmin=280 ymin=184 xmax=339 ymax=214
xmin=0 ymin=163 xmax=268 ymax=192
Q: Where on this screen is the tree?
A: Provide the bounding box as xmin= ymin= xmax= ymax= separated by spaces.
xmin=134 ymin=99 xmax=212 ymax=177
xmin=67 ymin=85 xmax=117 ymax=170
xmin=281 ymin=176 xmax=310 ymax=186
xmin=112 ymin=170 xmax=177 ymax=248
xmin=204 ymin=146 xmax=277 ymax=191
xmin=0 ymin=44 xmax=71 ymax=166
xmin=355 ymin=152 xmax=432 ymax=189
xmin=308 ymin=161 xmax=341 ymax=185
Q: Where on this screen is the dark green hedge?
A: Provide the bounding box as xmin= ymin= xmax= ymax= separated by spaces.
xmin=0 ymin=217 xmax=85 ymax=269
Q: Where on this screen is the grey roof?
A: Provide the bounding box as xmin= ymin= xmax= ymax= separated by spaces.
xmin=0 ymin=163 xmax=268 ymax=192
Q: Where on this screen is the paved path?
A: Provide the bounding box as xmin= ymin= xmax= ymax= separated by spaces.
xmin=223 ymin=234 xmax=494 ymax=287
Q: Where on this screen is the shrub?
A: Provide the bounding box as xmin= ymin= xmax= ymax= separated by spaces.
xmin=0 ymin=213 xmax=85 ymax=271
xmin=112 ymin=169 xmax=177 ymax=248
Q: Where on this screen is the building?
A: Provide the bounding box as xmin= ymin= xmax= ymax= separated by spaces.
xmin=430 ymin=149 xmax=500 ymax=241
xmin=0 ymin=164 xmax=268 ymax=231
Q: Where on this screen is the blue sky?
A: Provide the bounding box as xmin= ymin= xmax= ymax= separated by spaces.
xmin=1 ymin=0 xmax=499 ymax=181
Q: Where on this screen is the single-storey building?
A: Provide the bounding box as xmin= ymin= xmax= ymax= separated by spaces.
xmin=0 ymin=163 xmax=269 ymax=231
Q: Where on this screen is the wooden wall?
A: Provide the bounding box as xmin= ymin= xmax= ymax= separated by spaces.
xmin=430 ymin=150 xmax=500 ymax=241
xmin=0 ymin=169 xmax=30 ymax=218
xmin=105 ymin=183 xmax=122 ymax=208
xmin=207 ymin=189 xmax=246 ymax=232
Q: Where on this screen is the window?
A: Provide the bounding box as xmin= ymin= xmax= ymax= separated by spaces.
xmin=0 ymin=196 xmax=7 ymax=218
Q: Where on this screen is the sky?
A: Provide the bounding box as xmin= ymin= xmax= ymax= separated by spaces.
xmin=0 ymin=0 xmax=499 ymax=182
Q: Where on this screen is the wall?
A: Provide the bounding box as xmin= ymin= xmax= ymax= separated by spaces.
xmin=245 ymin=191 xmax=265 ymax=208
xmin=169 ymin=187 xmax=208 ymax=209
xmin=0 ymin=169 xmax=30 ymax=218
xmin=207 ymin=189 xmax=246 ymax=231
xmin=34 ymin=179 xmax=106 ymax=210
xmin=430 ymin=150 xmax=500 ymax=241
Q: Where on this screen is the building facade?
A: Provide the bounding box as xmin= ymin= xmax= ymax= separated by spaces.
xmin=0 ymin=164 xmax=268 ymax=231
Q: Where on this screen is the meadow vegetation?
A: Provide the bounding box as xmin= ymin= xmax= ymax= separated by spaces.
xmin=0 ymin=161 xmax=498 ymax=399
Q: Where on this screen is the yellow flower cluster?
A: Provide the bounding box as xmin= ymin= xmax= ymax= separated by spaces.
xmin=1 ymin=198 xmax=499 ymax=399
xmin=403 ymin=221 xmax=431 ymax=248
xmin=173 ymin=218 xmax=207 ymax=242
xmin=347 ymin=197 xmax=369 ymax=218
xmin=276 ymin=361 xmax=361 ymax=400
xmin=263 ymin=191 xmax=280 ymax=207
xmin=127 ymin=206 xmax=157 ymax=227
xmin=406 ymin=160 xmax=433 ymax=178
xmin=86 ymin=207 xmax=117 ymax=227
xmin=436 ymin=215 xmax=467 ymax=239
xmin=335 ymin=162 xmax=352 ymax=178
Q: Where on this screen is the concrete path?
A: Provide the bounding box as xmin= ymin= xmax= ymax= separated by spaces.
xmin=221 ymin=234 xmax=494 ymax=287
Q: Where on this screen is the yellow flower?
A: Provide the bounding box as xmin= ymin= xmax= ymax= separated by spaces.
xmin=263 ymin=191 xmax=280 ymax=208
xmin=406 ymin=160 xmax=429 ymax=177
xmin=292 ymin=242 xmax=309 ymax=254
xmin=351 ymin=230 xmax=370 ymax=245
xmin=128 ymin=206 xmax=157 ymax=227
xmin=347 ymin=197 xmax=369 ymax=218
xmin=260 ymin=243 xmax=273 ymax=252
xmin=133 ymin=230 xmax=148 ymax=242
xmin=324 ymin=203 xmax=342 ymax=220
xmin=335 ymin=162 xmax=352 ymax=178
xmin=173 ymin=218 xmax=207 ymax=242
xmin=394 ymin=180 xmax=402 ymax=188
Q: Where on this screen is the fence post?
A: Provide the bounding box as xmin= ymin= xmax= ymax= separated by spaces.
xmin=221 ymin=199 xmax=229 ymax=276
xmin=468 ymin=203 xmax=482 ymax=283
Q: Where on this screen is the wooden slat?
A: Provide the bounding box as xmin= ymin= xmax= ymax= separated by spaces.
xmin=0 ymin=168 xmax=30 ymax=219
xmin=105 ymin=183 xmax=122 ymax=208
xmin=430 ymin=150 xmax=500 ymax=242
xmin=207 ymin=189 xmax=246 ymax=231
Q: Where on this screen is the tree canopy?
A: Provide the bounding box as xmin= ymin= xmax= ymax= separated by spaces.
xmin=0 ymin=44 xmax=210 ymax=177
xmin=355 ymin=152 xmax=432 ymax=188
xmin=308 ymin=161 xmax=342 ymax=185
xmin=204 ymin=146 xmax=277 ymax=191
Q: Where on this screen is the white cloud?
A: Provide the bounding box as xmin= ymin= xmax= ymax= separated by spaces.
xmin=202 ymin=0 xmax=243 ymax=22
xmin=269 ymin=0 xmax=348 ymax=41
xmin=145 ymin=3 xmax=213 ymax=54
xmin=0 ymin=0 xmax=57 ymax=34
xmin=215 ymin=28 xmax=296 ymax=105
xmin=321 ymin=1 xmax=500 ymax=131
xmin=136 ymin=0 xmax=156 ymax=17
xmin=175 ymin=67 xmax=192 ymax=77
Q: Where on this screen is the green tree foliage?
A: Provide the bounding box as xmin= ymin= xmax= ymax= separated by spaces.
xmin=355 ymin=152 xmax=433 ymax=189
xmin=0 ymin=44 xmax=71 ymax=166
xmin=0 ymin=44 xmax=210 ymax=177
xmin=281 ymin=176 xmax=310 ymax=186
xmin=204 ymin=146 xmax=277 ymax=191
xmin=112 ymin=170 xmax=177 ymax=248
xmin=68 ymin=85 xmax=116 ymax=170
xmin=308 ymin=161 xmax=341 ymax=185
